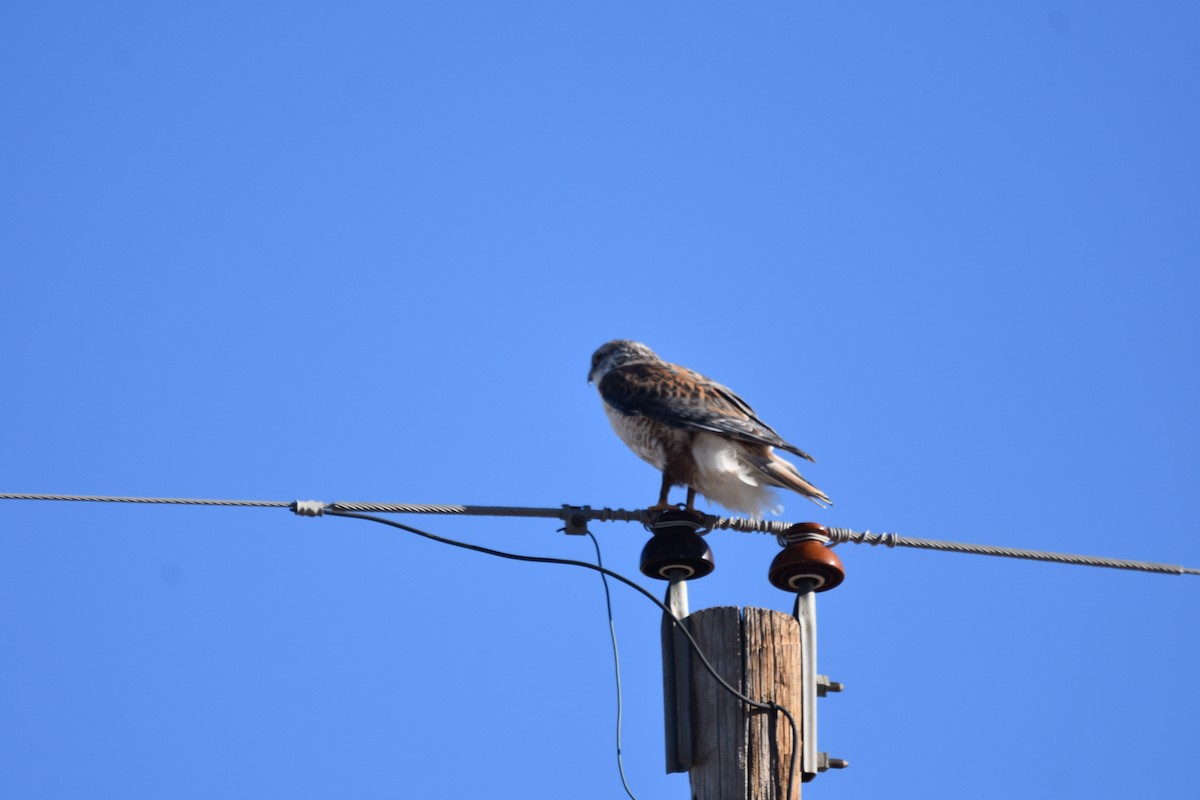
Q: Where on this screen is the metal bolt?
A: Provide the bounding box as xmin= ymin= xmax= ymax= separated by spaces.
xmin=816 ymin=674 xmax=845 ymax=696
xmin=817 ymin=752 xmax=850 ymax=771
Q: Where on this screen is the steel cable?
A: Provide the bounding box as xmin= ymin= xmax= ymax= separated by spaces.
xmin=2 ymin=492 xmax=1196 ymax=576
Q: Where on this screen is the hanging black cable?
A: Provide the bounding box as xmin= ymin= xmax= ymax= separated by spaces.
xmin=584 ymin=531 xmax=638 ymax=800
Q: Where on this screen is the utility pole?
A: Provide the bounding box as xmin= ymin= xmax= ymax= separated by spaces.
xmin=687 ymin=605 xmax=802 ymax=800
xmin=640 ymin=512 xmax=848 ymax=800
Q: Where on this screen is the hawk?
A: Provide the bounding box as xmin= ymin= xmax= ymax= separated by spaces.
xmin=588 ymin=340 xmax=831 ymax=517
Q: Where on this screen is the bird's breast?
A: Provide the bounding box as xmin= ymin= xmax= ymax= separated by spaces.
xmin=603 ymin=404 xmax=685 ymax=470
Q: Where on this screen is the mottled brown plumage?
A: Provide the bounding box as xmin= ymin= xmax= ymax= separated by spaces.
xmin=588 ymin=340 xmax=830 ymax=516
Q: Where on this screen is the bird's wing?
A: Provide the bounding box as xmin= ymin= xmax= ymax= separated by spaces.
xmin=598 ymin=362 xmax=815 ymax=462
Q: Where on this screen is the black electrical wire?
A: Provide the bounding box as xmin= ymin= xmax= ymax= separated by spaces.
xmin=585 ymin=530 xmax=638 ymax=800
xmin=324 ymin=509 xmax=799 ymax=800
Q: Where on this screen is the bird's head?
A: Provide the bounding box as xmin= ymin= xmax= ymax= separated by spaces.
xmin=588 ymin=339 xmax=660 ymax=385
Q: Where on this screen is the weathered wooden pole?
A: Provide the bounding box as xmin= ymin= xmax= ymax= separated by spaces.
xmin=687 ymin=605 xmax=803 ymax=800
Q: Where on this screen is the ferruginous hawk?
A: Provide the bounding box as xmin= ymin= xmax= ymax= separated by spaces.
xmin=588 ymin=340 xmax=831 ymax=517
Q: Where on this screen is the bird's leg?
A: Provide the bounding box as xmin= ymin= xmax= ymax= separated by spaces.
xmin=648 ymin=472 xmax=675 ymax=512
xmin=685 ymin=487 xmax=696 ymax=510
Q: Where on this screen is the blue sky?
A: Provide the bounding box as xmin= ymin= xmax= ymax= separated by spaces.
xmin=2 ymin=2 xmax=1198 ymax=798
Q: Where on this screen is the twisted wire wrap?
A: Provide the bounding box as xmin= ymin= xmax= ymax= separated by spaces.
xmin=1 ymin=492 xmax=1196 ymax=576
xmin=827 ymin=527 xmax=898 ymax=547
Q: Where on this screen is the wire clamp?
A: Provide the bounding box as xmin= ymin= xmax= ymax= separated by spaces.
xmin=291 ymin=500 xmax=326 ymax=517
xmin=560 ymin=505 xmax=591 ymax=534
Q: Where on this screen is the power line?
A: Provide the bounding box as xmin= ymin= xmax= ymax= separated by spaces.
xmin=2 ymin=492 xmax=1197 ymax=577
xmin=0 ymin=492 xmax=293 ymax=508
xmin=824 ymin=528 xmax=1200 ymax=577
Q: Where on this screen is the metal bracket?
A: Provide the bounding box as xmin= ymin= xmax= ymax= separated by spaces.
xmin=661 ymin=572 xmax=693 ymax=773
xmin=793 ymin=586 xmax=848 ymax=780
xmin=560 ymin=505 xmax=591 ymax=535
xmin=792 ymin=583 xmax=821 ymax=782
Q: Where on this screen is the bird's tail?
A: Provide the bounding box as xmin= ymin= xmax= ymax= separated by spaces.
xmin=755 ymin=452 xmax=832 ymax=508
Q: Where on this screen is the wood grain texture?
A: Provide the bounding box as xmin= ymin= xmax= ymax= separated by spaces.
xmin=687 ymin=606 xmax=802 ymax=800
xmin=744 ymin=607 xmax=801 ymax=800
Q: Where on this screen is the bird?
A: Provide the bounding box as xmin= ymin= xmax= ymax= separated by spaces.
xmin=588 ymin=340 xmax=831 ymax=517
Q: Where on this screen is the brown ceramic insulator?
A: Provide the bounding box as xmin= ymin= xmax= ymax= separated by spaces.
xmin=640 ymin=528 xmax=715 ymax=580
xmin=647 ymin=508 xmax=709 ymax=532
xmin=768 ymin=538 xmax=846 ymax=592
xmin=780 ymin=521 xmax=828 ymax=541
